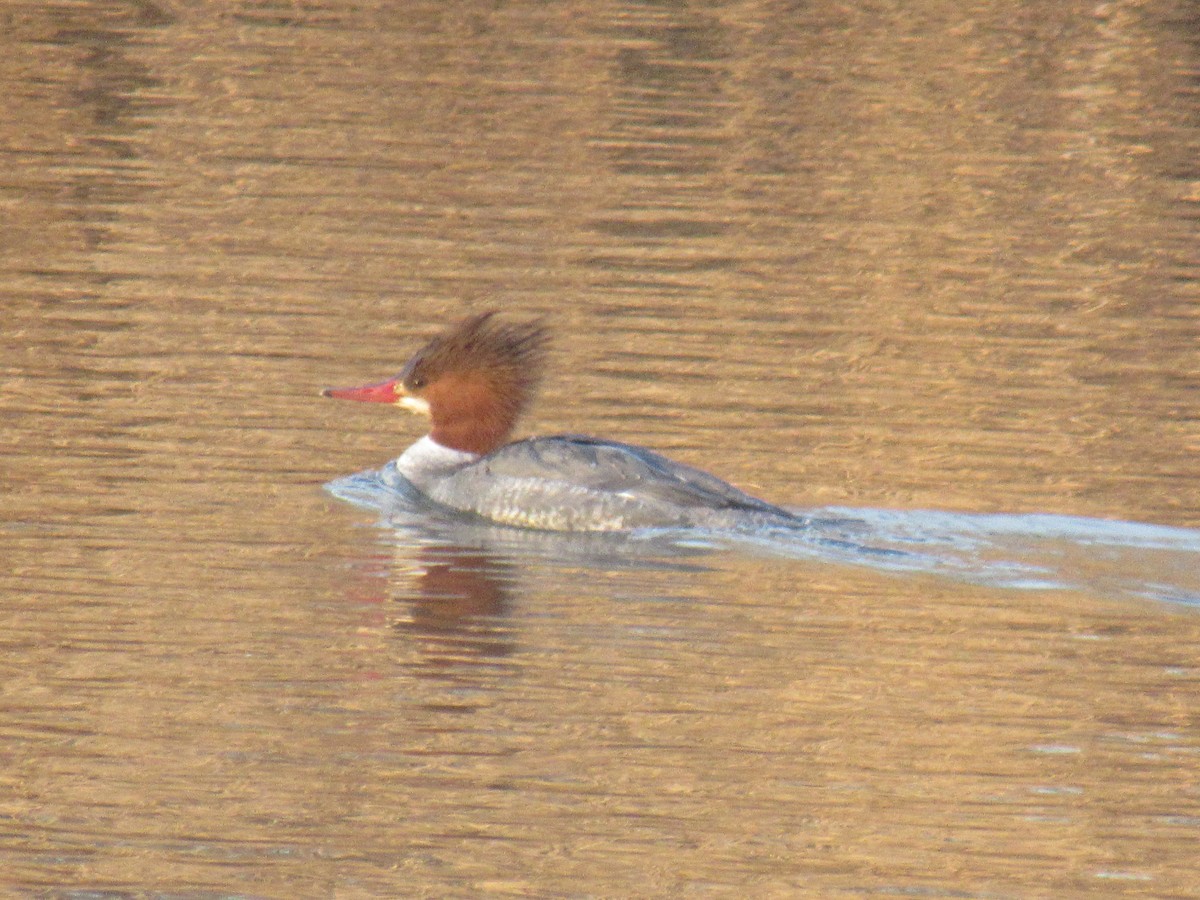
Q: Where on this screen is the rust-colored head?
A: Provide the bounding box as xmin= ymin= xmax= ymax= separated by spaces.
xmin=322 ymin=312 xmax=550 ymax=455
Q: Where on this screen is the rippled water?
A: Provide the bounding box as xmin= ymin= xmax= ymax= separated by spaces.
xmin=3 ymin=0 xmax=1199 ymax=896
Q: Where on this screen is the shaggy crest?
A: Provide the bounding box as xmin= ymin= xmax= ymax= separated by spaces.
xmin=402 ymin=312 xmax=550 ymax=454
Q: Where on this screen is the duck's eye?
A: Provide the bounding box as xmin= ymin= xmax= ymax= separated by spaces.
xmin=410 ymin=375 xmax=426 ymax=390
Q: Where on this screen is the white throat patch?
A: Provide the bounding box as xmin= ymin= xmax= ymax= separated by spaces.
xmin=398 ymin=395 xmax=431 ymax=415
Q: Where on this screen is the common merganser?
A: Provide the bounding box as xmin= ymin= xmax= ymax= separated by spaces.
xmin=323 ymin=312 xmax=806 ymax=532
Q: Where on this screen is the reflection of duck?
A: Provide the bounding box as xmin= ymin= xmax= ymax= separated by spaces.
xmin=324 ymin=312 xmax=806 ymax=532
xmin=392 ymin=545 xmax=514 ymax=674
xmin=345 ymin=523 xmax=716 ymax=680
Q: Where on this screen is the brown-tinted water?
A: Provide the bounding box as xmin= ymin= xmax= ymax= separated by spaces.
xmin=3 ymin=1 xmax=1198 ymax=896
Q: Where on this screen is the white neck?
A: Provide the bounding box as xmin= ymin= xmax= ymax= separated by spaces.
xmin=393 ymin=435 xmax=479 ymax=486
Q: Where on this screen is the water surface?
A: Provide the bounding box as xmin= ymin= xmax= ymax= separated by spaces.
xmin=3 ymin=0 xmax=1199 ymax=896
